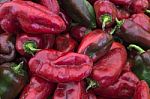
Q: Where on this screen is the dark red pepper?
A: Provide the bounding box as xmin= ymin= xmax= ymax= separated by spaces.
xmin=133 ymin=80 xmax=150 ymax=99
xmin=16 ymin=33 xmax=55 ymax=56
xmin=29 ymin=50 xmax=93 ymax=83
xmin=20 ymin=76 xmax=56 ymax=99
xmin=116 ymin=9 xmax=130 ymax=20
xmin=55 ymin=33 xmax=77 ymax=52
xmin=78 ymin=29 xmax=113 ymax=62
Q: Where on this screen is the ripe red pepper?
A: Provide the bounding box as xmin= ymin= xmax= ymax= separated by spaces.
xmin=87 ymin=42 xmax=127 ymax=89
xmin=92 ymin=72 xmax=139 ymax=98
xmin=122 ymin=58 xmax=134 ymax=73
xmin=16 ymin=33 xmax=55 ymax=56
xmin=20 ymin=76 xmax=56 ymax=99
xmin=116 ymin=9 xmax=130 ymax=20
xmin=55 ymin=33 xmax=77 ymax=53
xmin=83 ymin=92 xmax=97 ymax=99
xmin=29 ymin=50 xmax=93 ymax=83
xmin=0 ymin=1 xmax=66 ymax=34
xmin=39 ymin=0 xmax=60 ymax=14
xmin=133 ymin=80 xmax=150 ymax=99
xmin=94 ymin=0 xmax=117 ymax=30
xmin=131 ymin=13 xmax=150 ymax=33
xmin=78 ymin=29 xmax=113 ymax=62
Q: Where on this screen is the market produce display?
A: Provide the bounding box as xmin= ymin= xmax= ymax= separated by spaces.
xmin=0 ymin=0 xmax=150 ymax=99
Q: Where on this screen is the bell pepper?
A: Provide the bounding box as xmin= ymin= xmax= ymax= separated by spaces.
xmin=20 ymin=76 xmax=56 ymax=99
xmin=115 ymin=18 xmax=150 ymax=48
xmin=116 ymin=9 xmax=130 ymax=20
xmin=83 ymin=92 xmax=97 ymax=99
xmin=94 ymin=0 xmax=117 ymax=30
xmin=131 ymin=13 xmax=150 ymax=33
xmin=88 ymin=72 xmax=139 ymax=98
xmin=0 ymin=62 xmax=28 ymax=99
xmin=16 ymin=33 xmax=55 ymax=56
xmin=0 ymin=33 xmax=16 ymax=64
xmin=78 ymin=29 xmax=113 ymax=62
xmin=39 ymin=0 xmax=60 ymax=14
xmin=29 ymin=49 xmax=93 ymax=83
xmin=61 ymin=0 xmax=96 ymax=28
xmin=133 ymin=80 xmax=150 ymax=99
xmin=55 ymin=33 xmax=77 ymax=52
xmin=122 ymin=58 xmax=134 ymax=73
xmin=0 ymin=1 xmax=66 ymax=34
xmin=128 ymin=44 xmax=150 ymax=86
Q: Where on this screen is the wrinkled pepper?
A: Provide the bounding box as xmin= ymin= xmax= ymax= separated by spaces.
xmin=0 ymin=33 xmax=16 ymax=64
xmin=20 ymin=76 xmax=56 ymax=99
xmin=61 ymin=0 xmax=96 ymax=28
xmin=0 ymin=62 xmax=28 ymax=99
xmin=78 ymin=29 xmax=113 ymax=62
xmin=0 ymin=1 xmax=66 ymax=34
xmin=133 ymin=80 xmax=150 ymax=99
xmin=128 ymin=44 xmax=150 ymax=86
xmin=116 ymin=18 xmax=150 ymax=48
xmin=29 ymin=49 xmax=93 ymax=83
xmin=16 ymin=33 xmax=55 ymax=56
xmin=55 ymin=33 xmax=77 ymax=53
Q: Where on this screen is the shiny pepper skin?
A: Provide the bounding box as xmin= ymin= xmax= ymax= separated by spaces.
xmin=55 ymin=33 xmax=77 ymax=53
xmin=116 ymin=9 xmax=130 ymax=20
xmin=29 ymin=50 xmax=93 ymax=83
xmin=133 ymin=80 xmax=150 ymax=99
xmin=20 ymin=76 xmax=56 ymax=99
xmin=0 ymin=1 xmax=66 ymax=34
xmin=91 ymin=42 xmax=127 ymax=88
xmin=78 ymin=29 xmax=113 ymax=62
xmin=94 ymin=72 xmax=139 ymax=98
xmin=16 ymin=33 xmax=55 ymax=56
xmin=131 ymin=13 xmax=150 ymax=33
xmin=39 ymin=0 xmax=60 ymax=14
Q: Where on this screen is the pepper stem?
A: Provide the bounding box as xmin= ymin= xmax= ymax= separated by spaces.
xmin=23 ymin=41 xmax=41 ymax=55
xmin=127 ymin=44 xmax=145 ymax=54
xmin=86 ymin=78 xmax=99 ymax=92
xmin=145 ymin=10 xmax=150 ymax=14
xmin=101 ymin=14 xmax=112 ymax=31
xmin=11 ymin=62 xmax=24 ymax=75
xmin=115 ymin=18 xmax=125 ymax=28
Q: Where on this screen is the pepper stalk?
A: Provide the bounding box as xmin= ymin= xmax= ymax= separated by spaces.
xmin=101 ymin=14 xmax=112 ymax=31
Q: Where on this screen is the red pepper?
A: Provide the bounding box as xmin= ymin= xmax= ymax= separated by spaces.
xmin=116 ymin=9 xmax=130 ymax=20
xmin=55 ymin=33 xmax=77 ymax=52
xmin=29 ymin=50 xmax=93 ymax=83
xmin=83 ymin=92 xmax=97 ymax=99
xmin=16 ymin=33 xmax=55 ymax=56
xmin=78 ymin=29 xmax=113 ymax=62
xmin=122 ymin=58 xmax=134 ymax=73
xmin=93 ymin=72 xmax=139 ymax=98
xmin=39 ymin=0 xmax=60 ymax=14
xmin=94 ymin=0 xmax=117 ymax=30
xmin=133 ymin=80 xmax=150 ymax=99
xmin=0 ymin=1 xmax=66 ymax=34
xmin=131 ymin=13 xmax=150 ymax=33
xmin=53 ymin=82 xmax=85 ymax=99
xmin=20 ymin=76 xmax=56 ymax=99
xmin=88 ymin=42 xmax=127 ymax=89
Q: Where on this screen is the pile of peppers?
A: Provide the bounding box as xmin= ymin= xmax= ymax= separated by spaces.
xmin=0 ymin=0 xmax=150 ymax=99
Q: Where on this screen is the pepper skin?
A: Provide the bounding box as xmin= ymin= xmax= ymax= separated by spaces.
xmin=20 ymin=76 xmax=56 ymax=99
xmin=61 ymin=0 xmax=96 ymax=28
xmin=0 ymin=1 xmax=66 ymax=34
xmin=0 ymin=62 xmax=27 ymax=99
xmin=93 ymin=72 xmax=139 ymax=98
xmin=39 ymin=0 xmax=60 ymax=14
xmin=29 ymin=50 xmax=93 ymax=83
xmin=131 ymin=13 xmax=150 ymax=33
xmin=116 ymin=19 xmax=150 ymax=48
xmin=133 ymin=80 xmax=150 ymax=99
xmin=78 ymin=29 xmax=113 ymax=62
xmin=55 ymin=33 xmax=77 ymax=52
xmin=128 ymin=44 xmax=150 ymax=86
xmin=53 ymin=82 xmax=85 ymax=99
xmin=0 ymin=33 xmax=15 ymax=64
xmin=83 ymin=92 xmax=97 ymax=99
xmin=116 ymin=9 xmax=130 ymax=20
xmin=94 ymin=0 xmax=117 ymax=30
xmin=16 ymin=33 xmax=55 ymax=56
xmin=89 ymin=42 xmax=127 ymax=89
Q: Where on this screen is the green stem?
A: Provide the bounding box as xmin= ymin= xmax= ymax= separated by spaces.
xmin=86 ymin=78 xmax=99 ymax=92
xmin=23 ymin=41 xmax=41 ymax=55
xmin=127 ymin=44 xmax=145 ymax=54
xmin=11 ymin=62 xmax=24 ymax=75
xmin=101 ymin=14 xmax=112 ymax=31
xmin=145 ymin=10 xmax=150 ymax=14
xmin=115 ymin=18 xmax=125 ymax=28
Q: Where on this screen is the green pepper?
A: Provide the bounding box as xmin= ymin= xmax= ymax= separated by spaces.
xmin=0 ymin=62 xmax=28 ymax=99
xmin=128 ymin=44 xmax=150 ymax=86
xmin=61 ymin=0 xmax=96 ymax=28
